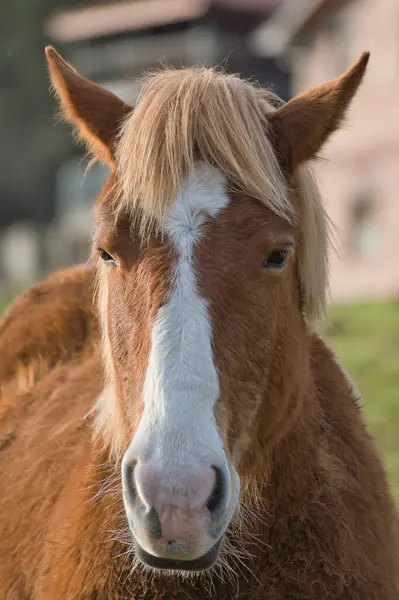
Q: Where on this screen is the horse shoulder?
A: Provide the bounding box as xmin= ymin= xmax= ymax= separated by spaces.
xmin=0 ymin=265 xmax=106 ymax=598
xmin=0 ymin=264 xmax=99 ymax=385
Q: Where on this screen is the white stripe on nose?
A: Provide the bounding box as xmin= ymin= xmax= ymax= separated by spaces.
xmin=123 ymin=162 xmax=231 ymax=507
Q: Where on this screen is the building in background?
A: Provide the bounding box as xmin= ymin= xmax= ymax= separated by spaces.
xmin=252 ymin=0 xmax=399 ymax=303
xmin=1 ymin=0 xmax=398 ymax=305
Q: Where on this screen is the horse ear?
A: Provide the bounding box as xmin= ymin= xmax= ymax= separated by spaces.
xmin=268 ymin=52 xmax=370 ymax=172
xmin=45 ymin=46 xmax=132 ymax=165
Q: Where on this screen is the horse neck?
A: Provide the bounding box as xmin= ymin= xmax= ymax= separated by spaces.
xmin=247 ymin=324 xmax=356 ymax=506
xmin=249 ymin=311 xmax=315 ymax=461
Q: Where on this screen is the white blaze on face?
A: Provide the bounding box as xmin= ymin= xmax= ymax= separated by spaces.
xmin=125 ymin=163 xmax=231 ymax=505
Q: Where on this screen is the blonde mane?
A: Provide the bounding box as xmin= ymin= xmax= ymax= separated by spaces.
xmin=114 ymin=66 xmax=331 ymax=320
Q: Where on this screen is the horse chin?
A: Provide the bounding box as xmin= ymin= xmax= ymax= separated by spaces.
xmin=134 ymin=538 xmax=222 ymax=573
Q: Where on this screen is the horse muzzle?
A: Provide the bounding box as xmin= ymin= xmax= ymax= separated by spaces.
xmin=121 ymin=457 xmax=238 ymax=572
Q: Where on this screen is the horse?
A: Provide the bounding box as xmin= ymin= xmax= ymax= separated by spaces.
xmin=0 ymin=46 xmax=398 ymax=599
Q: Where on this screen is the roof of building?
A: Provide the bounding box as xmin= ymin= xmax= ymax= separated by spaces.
xmin=45 ymin=0 xmax=280 ymax=43
xmin=45 ymin=0 xmax=209 ymax=43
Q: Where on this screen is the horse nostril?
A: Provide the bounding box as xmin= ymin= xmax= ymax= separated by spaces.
xmin=123 ymin=463 xmax=137 ymax=503
xmin=206 ymin=466 xmax=225 ymax=516
xmin=145 ymin=507 xmax=162 ymax=539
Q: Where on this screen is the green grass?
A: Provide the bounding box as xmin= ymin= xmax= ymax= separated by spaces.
xmin=0 ymin=294 xmax=398 ymax=503
xmin=0 ymin=300 xmax=10 ymax=314
xmin=321 ymin=300 xmax=399 ymax=505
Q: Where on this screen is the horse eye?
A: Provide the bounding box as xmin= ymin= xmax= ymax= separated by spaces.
xmin=98 ymin=248 xmax=117 ymax=267
xmin=262 ymin=250 xmax=289 ymax=270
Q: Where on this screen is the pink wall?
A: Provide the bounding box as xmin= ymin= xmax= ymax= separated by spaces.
xmin=292 ymin=0 xmax=399 ymax=302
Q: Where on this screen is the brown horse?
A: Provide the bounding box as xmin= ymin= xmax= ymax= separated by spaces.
xmin=0 ymin=47 xmax=398 ymax=599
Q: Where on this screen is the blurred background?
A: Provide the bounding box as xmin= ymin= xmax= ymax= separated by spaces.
xmin=0 ymin=0 xmax=398 ymax=501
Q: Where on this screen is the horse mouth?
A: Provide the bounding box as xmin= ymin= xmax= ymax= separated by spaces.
xmin=135 ymin=539 xmax=222 ymax=572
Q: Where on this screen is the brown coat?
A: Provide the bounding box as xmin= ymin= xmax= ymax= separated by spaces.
xmin=0 ymin=265 xmax=398 ymax=599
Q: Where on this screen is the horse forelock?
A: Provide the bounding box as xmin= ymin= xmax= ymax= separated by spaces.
xmin=111 ymin=67 xmax=331 ymax=320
